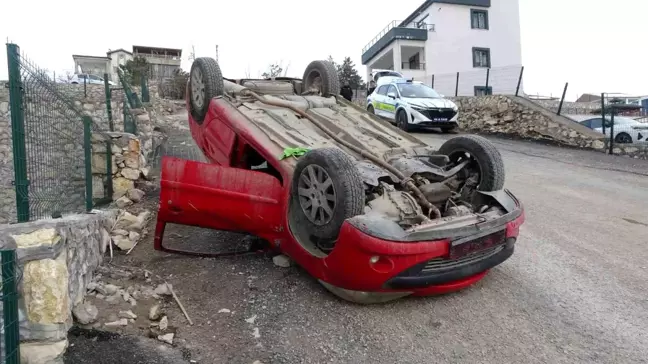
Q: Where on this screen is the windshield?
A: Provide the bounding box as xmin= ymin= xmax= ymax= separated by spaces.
xmin=374 ymin=71 xmax=402 ymax=81
xmin=397 ymin=83 xmax=441 ymax=98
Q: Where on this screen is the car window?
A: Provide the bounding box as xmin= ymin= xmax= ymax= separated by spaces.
xmin=397 ymin=83 xmax=441 ymax=98
xmin=89 ymin=75 xmax=100 ymax=80
xmin=376 ymin=85 xmax=389 ymax=95
xmin=386 ymin=85 xmax=397 ymax=96
xmin=78 ymin=74 xmax=87 ymax=79
xmin=374 ymin=71 xmax=402 ymax=82
xmin=579 ymin=120 xmax=592 ymax=128
xmin=585 ymin=118 xmax=603 ymax=129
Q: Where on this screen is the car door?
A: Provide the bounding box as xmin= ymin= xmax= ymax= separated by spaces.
xmin=372 ymin=85 xmax=389 ymax=117
xmin=155 ymin=156 xmax=285 ymax=255
xmin=382 ymin=85 xmax=399 ymax=120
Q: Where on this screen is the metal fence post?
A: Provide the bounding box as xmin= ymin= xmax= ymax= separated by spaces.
xmin=2 ymin=250 xmax=20 ymax=364
xmin=515 ymin=66 xmax=524 ymax=96
xmin=431 ymin=74 xmax=435 ymax=89
xmin=601 ymin=93 xmax=606 ymax=135
xmin=83 ymin=116 xmax=93 ymax=212
xmin=6 ymin=43 xmax=30 ymax=222
xmin=141 ymin=75 xmax=150 ymax=103
xmin=608 ymin=111 xmax=615 ymax=154
xmin=84 ymin=76 xmax=87 ymax=98
xmin=485 ymin=68 xmax=490 ymax=93
xmin=557 ymin=82 xmax=568 ymax=116
xmin=104 ymin=74 xmax=114 ymax=131
xmin=455 ymin=72 xmax=459 ymax=97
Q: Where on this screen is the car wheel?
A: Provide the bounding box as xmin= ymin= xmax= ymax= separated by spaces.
xmin=302 ymin=60 xmax=340 ymax=97
xmin=290 ymin=148 xmax=364 ymax=249
xmin=367 ymin=104 xmax=375 ymax=114
xmin=189 ymin=57 xmax=224 ymax=124
xmin=397 ymin=110 xmax=410 ymax=132
xmin=614 ymin=132 xmax=632 ymax=144
xmin=438 ymin=135 xmax=505 ymax=191
xmin=71 ymin=82 xmax=78 ymax=84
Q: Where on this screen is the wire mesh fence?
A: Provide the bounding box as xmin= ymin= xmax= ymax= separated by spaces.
xmin=6 ymin=43 xmax=113 ymax=222
xmin=424 ymin=65 xmax=524 ymax=97
xmin=0 ymin=249 xmax=22 ymax=364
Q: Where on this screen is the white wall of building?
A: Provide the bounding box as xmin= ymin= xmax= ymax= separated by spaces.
xmin=108 ymin=51 xmax=133 ymax=81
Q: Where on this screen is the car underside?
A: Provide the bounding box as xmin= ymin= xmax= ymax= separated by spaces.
xmin=155 ymin=58 xmax=525 ymax=303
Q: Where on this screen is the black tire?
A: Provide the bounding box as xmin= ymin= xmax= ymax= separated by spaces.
xmin=189 ymin=57 xmax=224 ymax=123
xmin=367 ymin=104 xmax=375 ymax=114
xmin=438 ymin=135 xmax=505 ymax=191
xmin=397 ymin=109 xmax=410 ymax=132
xmin=302 ymin=60 xmax=340 ymax=97
xmin=614 ymin=132 xmax=632 ymax=144
xmin=291 ymin=148 xmax=364 ymax=243
xmin=440 ymin=125 xmax=458 ymax=133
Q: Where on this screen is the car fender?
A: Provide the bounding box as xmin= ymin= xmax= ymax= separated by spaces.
xmin=395 ymin=103 xmax=413 ymax=123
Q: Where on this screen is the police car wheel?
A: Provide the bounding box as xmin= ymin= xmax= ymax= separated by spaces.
xmin=367 ymin=104 xmax=375 ymax=114
xmin=397 ymin=110 xmax=410 ymax=132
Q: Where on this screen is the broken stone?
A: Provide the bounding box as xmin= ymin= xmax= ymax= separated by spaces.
xmin=129 ymin=297 xmax=137 ymax=306
xmin=127 ymin=188 xmax=145 ymax=202
xmin=123 ymin=291 xmax=131 ymax=302
xmin=149 ymin=304 xmax=162 ymax=320
xmin=113 ymin=177 xmax=135 ymax=199
xmin=129 ymin=231 xmax=141 ymax=242
xmin=119 ymin=310 xmax=138 ymax=319
xmin=116 ymin=211 xmax=150 ymax=232
xmin=158 ymin=333 xmax=174 ymax=345
xmin=113 ymin=229 xmax=129 ymax=236
xmin=72 ymin=302 xmax=98 ymax=325
xmin=115 ymin=195 xmax=133 ymax=208
xmin=272 ymin=255 xmax=291 ymax=268
xmin=252 ymin=327 xmax=260 ymax=339
xmin=218 ymin=308 xmax=231 ymax=314
xmin=104 ymin=284 xmax=119 ymax=295
xmin=113 ymin=235 xmax=135 ymax=250
xmin=154 ymin=283 xmax=172 ymax=296
xmin=245 ymin=315 xmax=257 ymax=324
xmin=105 ymin=319 xmax=128 ymax=327
xmin=140 ymin=167 xmax=151 ymax=180
xmin=159 ymin=316 xmax=169 ymax=331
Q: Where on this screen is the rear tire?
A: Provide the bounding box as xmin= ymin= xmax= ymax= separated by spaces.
xmin=367 ymin=104 xmax=375 ymax=114
xmin=302 ymin=60 xmax=340 ymax=97
xmin=189 ymin=57 xmax=224 ymax=124
xmin=614 ymin=132 xmax=632 ymax=144
xmin=438 ymin=135 xmax=505 ymax=191
xmin=290 ymin=148 xmax=364 ymax=247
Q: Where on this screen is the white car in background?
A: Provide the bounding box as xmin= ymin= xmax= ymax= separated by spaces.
xmin=366 ymin=77 xmax=459 ymax=132
xmin=573 ymin=115 xmax=648 ymax=143
xmin=70 ymin=73 xmax=115 ymax=86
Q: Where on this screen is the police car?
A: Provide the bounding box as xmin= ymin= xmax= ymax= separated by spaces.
xmin=366 ymin=77 xmax=459 ymax=132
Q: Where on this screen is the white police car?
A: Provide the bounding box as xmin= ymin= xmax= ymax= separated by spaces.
xmin=366 ymin=77 xmax=459 ymax=132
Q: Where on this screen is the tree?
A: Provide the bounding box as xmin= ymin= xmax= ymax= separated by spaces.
xmin=121 ymin=56 xmax=149 ymax=85
xmin=336 ymin=57 xmax=365 ymax=90
xmin=262 ymin=63 xmax=283 ymax=78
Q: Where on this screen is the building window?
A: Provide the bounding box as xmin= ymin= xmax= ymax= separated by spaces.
xmin=474 ymin=86 xmax=493 ymax=96
xmin=472 ymin=47 xmax=491 ymax=68
xmin=471 ymin=9 xmax=489 ymax=30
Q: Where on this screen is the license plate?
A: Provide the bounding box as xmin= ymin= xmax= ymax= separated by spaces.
xmin=449 ymin=230 xmax=506 ymax=259
xmin=432 ymin=118 xmax=448 ymax=122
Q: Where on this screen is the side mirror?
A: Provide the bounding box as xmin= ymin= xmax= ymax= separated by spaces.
xmin=387 ymin=92 xmax=397 ymax=99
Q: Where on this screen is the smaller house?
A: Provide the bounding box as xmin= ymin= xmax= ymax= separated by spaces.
xmin=107 ymin=48 xmax=133 ymax=82
xmin=132 ymin=45 xmax=183 ymax=80
xmin=72 ymin=55 xmax=111 ymax=79
xmin=575 ymin=94 xmax=601 ymax=103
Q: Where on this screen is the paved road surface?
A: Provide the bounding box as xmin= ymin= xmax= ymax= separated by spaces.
xmin=124 ymin=119 xmax=648 ymax=364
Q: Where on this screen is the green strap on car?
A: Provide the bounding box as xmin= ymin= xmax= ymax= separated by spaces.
xmin=280 ymin=147 xmax=310 ymax=160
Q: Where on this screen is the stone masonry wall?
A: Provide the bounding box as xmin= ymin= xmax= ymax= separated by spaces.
xmin=450 ymin=95 xmax=648 ymax=160
xmin=0 ymin=210 xmax=117 ymax=363
xmin=0 ymin=88 xmax=15 ymax=224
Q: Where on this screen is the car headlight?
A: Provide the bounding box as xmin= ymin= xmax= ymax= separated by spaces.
xmin=451 ymin=103 xmax=458 ymax=111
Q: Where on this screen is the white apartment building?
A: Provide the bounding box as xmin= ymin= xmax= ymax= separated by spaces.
xmin=362 ymin=0 xmax=523 ymax=96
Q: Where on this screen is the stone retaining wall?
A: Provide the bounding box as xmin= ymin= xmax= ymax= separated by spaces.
xmin=0 ymin=210 xmax=117 ymax=363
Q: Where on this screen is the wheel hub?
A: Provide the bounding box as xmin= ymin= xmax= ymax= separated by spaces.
xmin=191 ymin=67 xmax=205 ymax=109
xmin=297 ymin=165 xmax=336 ymax=225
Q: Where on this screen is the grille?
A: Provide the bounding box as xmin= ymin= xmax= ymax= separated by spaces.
xmin=421 ymin=244 xmax=505 ymax=273
xmin=420 ymin=108 xmax=457 ymax=121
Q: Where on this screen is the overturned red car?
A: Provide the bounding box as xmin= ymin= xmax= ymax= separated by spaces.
xmin=154 ymin=57 xmax=525 ymax=303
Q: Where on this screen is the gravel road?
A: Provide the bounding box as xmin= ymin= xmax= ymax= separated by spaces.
xmin=109 ymin=117 xmax=648 ymax=364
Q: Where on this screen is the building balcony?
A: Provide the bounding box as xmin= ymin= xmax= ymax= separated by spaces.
xmin=361 ymin=20 xmax=430 ymax=65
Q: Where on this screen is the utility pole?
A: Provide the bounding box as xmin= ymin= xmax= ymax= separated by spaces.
xmin=215 ymin=45 xmax=219 ymax=63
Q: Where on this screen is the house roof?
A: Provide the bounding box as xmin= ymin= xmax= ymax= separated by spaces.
xmin=575 ymin=93 xmax=601 ymax=103
xmin=107 ymin=48 xmax=132 ymax=55
xmin=72 ymin=54 xmax=111 ymax=61
xmin=399 ymin=0 xmax=491 ymax=27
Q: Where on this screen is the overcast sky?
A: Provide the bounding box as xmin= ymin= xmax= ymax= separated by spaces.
xmin=1 ymin=0 xmax=646 ymax=100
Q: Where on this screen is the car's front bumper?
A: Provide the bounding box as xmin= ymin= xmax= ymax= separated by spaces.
xmin=409 ymin=106 xmax=459 ymax=126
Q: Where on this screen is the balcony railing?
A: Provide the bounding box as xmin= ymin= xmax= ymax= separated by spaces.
xmin=361 ymin=20 xmax=430 ymax=65
xmin=401 ymin=62 xmax=426 ymax=70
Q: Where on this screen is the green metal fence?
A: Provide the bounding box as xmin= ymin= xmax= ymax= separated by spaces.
xmin=6 ymin=43 xmax=113 ymax=222
xmin=1 ymin=249 xmax=21 ymax=364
